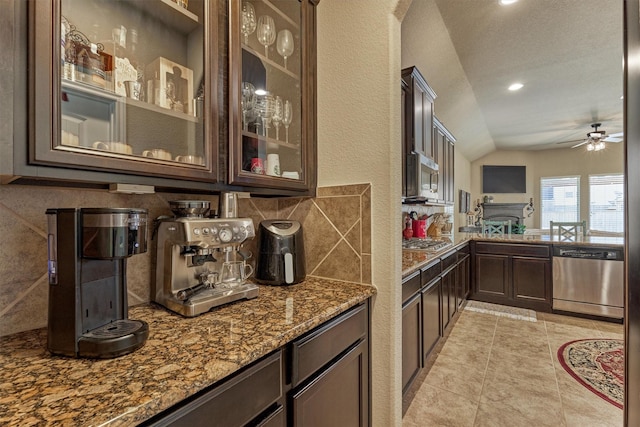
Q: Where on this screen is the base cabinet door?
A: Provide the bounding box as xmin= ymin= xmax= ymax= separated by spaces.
xmin=474 ymin=254 xmax=510 ymax=299
xmin=290 ymin=339 xmax=369 ymax=427
xmin=440 ymin=267 xmax=456 ymax=332
xmin=141 ymin=351 xmax=283 ymax=427
xmin=458 ymin=255 xmax=470 ymax=306
xmin=421 ymin=278 xmax=441 ymax=361
xmin=512 ymin=256 xmax=552 ymax=309
xmin=402 ymin=293 xmax=422 ymax=393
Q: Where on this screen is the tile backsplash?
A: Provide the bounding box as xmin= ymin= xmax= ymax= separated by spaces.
xmin=0 ymin=183 xmax=371 ymax=336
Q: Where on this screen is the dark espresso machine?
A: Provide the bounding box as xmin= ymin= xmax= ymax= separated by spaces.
xmin=46 ymin=208 xmax=149 ymax=358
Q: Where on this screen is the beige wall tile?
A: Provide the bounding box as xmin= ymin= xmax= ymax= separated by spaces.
xmin=0 ymin=183 xmax=372 ymax=336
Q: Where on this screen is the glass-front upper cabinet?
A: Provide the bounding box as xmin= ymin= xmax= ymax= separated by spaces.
xmin=228 ymin=0 xmax=317 ymax=191
xmin=30 ymin=0 xmax=217 ymax=182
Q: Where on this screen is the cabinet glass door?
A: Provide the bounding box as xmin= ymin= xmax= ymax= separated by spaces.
xmin=229 ymin=0 xmax=313 ymax=190
xmin=31 ymin=0 xmax=217 ymax=182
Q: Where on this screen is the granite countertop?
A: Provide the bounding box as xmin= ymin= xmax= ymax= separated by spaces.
xmin=402 ymin=234 xmax=624 ymax=278
xmin=0 ymin=279 xmax=376 ymax=426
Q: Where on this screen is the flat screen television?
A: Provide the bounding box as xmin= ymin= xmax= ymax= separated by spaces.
xmin=482 ymin=165 xmax=526 ymax=193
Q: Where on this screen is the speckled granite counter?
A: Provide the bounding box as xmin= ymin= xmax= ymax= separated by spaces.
xmin=402 ymin=234 xmax=624 ymax=278
xmin=0 ymin=279 xmax=376 ymax=426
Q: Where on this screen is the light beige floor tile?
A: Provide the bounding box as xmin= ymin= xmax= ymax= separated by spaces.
xmin=476 ymin=375 xmax=565 ymax=427
xmin=593 ymin=319 xmax=624 ymax=335
xmin=485 ymin=346 xmax=557 ymax=387
xmin=494 ymin=316 xmax=547 ymax=337
xmin=544 ymin=321 xmax=602 ymax=341
xmin=404 ymin=310 xmax=623 ymax=427
xmin=403 ymin=384 xmax=477 ymax=427
xmin=539 ymin=312 xmax=599 ymax=329
xmin=423 ymin=349 xmax=488 ymax=402
xmin=491 ymin=329 xmax=552 ymax=360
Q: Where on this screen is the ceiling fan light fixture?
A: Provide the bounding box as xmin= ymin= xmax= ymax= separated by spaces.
xmin=595 ymin=141 xmax=606 ymax=151
xmin=587 ymin=142 xmax=595 ymax=151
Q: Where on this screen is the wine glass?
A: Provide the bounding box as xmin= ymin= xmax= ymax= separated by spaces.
xmin=241 ymin=82 xmax=256 ymax=132
xmin=256 ymin=15 xmax=276 ymax=58
xmin=283 ymin=100 xmax=293 ymax=143
xmin=276 ymin=29 xmax=294 ymax=69
xmin=256 ymin=93 xmax=274 ymax=137
xmin=272 ymin=96 xmax=283 ymax=140
xmin=241 ymin=2 xmax=256 ymax=45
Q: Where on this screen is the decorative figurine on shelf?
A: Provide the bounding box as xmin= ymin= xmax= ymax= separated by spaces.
xmin=525 ymin=197 xmax=535 ymax=217
xmin=473 ymin=199 xmax=483 ymax=226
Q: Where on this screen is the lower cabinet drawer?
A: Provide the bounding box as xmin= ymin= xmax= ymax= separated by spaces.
xmin=290 ymin=303 xmax=367 ymax=387
xmin=142 ymin=350 xmax=283 ymax=427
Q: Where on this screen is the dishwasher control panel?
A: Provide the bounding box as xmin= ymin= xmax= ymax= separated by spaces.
xmin=553 ymin=246 xmax=623 ymax=261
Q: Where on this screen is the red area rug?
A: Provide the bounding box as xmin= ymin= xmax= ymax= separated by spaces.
xmin=557 ymin=338 xmax=624 ymax=409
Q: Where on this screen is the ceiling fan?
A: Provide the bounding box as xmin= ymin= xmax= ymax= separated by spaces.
xmin=569 ymin=123 xmax=624 ymax=151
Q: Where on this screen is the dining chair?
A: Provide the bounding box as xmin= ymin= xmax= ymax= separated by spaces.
xmin=482 ymin=220 xmax=512 ymax=237
xmin=550 ymin=220 xmax=587 ymax=240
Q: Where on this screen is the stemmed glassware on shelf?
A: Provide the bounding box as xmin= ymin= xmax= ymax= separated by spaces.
xmin=283 ymin=100 xmax=293 ymax=143
xmin=255 ymin=92 xmax=274 ymax=137
xmin=241 ymin=2 xmax=257 ymax=45
xmin=241 ymin=82 xmax=256 ymax=132
xmin=256 ymin=15 xmax=276 ymax=58
xmin=272 ymin=96 xmax=283 ymax=140
xmin=276 ymin=29 xmax=294 ymax=69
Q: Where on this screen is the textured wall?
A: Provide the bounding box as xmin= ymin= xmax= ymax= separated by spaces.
xmin=470 ymin=143 xmax=624 ymax=229
xmin=317 ymin=0 xmax=404 ymax=424
xmin=0 ymin=183 xmax=371 ymax=337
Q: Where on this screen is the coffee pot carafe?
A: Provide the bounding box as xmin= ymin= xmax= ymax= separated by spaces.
xmin=46 ymin=208 xmax=149 ymax=358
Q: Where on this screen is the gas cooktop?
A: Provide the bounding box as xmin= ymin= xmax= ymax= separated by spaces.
xmin=402 ymin=238 xmax=452 ymax=252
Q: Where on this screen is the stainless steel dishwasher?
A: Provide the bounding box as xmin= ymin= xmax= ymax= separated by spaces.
xmin=552 ymin=245 xmax=624 ymax=320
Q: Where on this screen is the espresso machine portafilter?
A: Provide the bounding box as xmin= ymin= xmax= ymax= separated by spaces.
xmin=46 ymin=208 xmax=149 ymax=358
xmin=152 ymin=200 xmax=259 ymax=317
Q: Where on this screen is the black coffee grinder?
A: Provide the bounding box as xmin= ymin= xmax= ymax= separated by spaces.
xmin=46 ymin=208 xmax=149 ymax=358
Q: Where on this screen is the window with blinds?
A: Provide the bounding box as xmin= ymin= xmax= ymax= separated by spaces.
xmin=540 ymin=176 xmax=580 ymax=229
xmin=589 ymin=174 xmax=624 ymax=232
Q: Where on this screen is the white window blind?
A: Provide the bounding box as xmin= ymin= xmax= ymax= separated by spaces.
xmin=589 ymin=174 xmax=624 ymax=232
xmin=540 ymin=176 xmax=580 ymax=228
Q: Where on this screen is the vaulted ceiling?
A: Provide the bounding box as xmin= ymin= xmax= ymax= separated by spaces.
xmin=401 ymin=0 xmax=623 ymax=162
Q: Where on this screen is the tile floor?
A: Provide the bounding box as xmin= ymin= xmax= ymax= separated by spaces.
xmin=403 ymin=308 xmax=624 ymax=427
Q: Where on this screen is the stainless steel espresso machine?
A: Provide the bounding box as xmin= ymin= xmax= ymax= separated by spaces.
xmin=152 ymin=200 xmax=259 ymax=317
xmin=46 ymin=208 xmax=149 ymax=358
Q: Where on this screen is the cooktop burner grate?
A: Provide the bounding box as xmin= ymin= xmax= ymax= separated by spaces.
xmin=402 ymin=238 xmax=451 ymax=252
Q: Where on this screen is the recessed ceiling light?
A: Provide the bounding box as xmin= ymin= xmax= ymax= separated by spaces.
xmin=508 ymin=83 xmax=524 ymax=91
xmin=499 ymin=0 xmax=518 ymax=5
xmin=254 ymin=89 xmax=267 ymax=96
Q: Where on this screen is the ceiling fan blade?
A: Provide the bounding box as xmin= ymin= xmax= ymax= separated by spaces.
xmin=608 ymin=132 xmax=624 ymax=137
xmin=603 ymin=136 xmax=623 ymax=143
xmin=571 ymin=140 xmax=589 ymax=148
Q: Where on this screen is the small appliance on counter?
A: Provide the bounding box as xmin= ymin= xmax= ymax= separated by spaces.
xmin=46 ymin=208 xmax=149 ymax=358
xmin=152 ymin=200 xmax=259 ymax=317
xmin=256 ymin=220 xmax=306 ymax=285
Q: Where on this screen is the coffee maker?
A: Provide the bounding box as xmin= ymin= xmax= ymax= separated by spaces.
xmin=46 ymin=208 xmax=149 ymax=358
xmin=152 ymin=200 xmax=259 ymax=317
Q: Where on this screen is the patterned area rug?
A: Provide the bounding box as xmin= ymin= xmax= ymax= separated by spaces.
xmin=464 ymin=300 xmax=537 ymax=322
xmin=557 ymin=339 xmax=624 ymax=409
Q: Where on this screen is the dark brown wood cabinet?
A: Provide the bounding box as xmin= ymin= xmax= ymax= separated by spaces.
xmin=402 ymin=272 xmax=422 ymax=394
xmin=228 ymin=0 xmax=317 ymax=193
xmin=433 ymin=117 xmax=456 ymax=205
xmin=288 ymin=303 xmax=369 ymax=427
xmin=8 ymin=0 xmax=317 ymax=196
xmin=401 ymin=67 xmax=437 ymax=161
xmin=471 ymin=241 xmax=552 ymax=311
xmin=457 ymin=243 xmax=471 ymax=307
xmin=421 ymin=278 xmax=441 ymax=359
xmin=142 ymin=302 xmax=370 ymax=426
